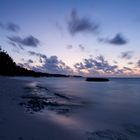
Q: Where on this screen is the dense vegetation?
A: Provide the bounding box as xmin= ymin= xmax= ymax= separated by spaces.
xmin=0 ymin=48 xmax=69 ymax=77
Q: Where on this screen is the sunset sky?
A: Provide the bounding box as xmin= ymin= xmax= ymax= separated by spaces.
xmin=0 ymin=0 xmax=140 ymax=76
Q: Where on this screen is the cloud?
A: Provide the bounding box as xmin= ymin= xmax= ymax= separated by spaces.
xmin=113 ymin=61 xmax=118 ymax=64
xmin=28 ymin=51 xmax=47 ymax=60
xmin=120 ymin=51 xmax=133 ymax=59
xmin=74 ymin=62 xmax=85 ymax=70
xmin=27 ymin=59 xmax=34 ymax=63
xmin=8 ymin=41 xmax=24 ymax=50
xmin=123 ymin=67 xmax=132 ymax=71
xmin=99 ymin=33 xmax=128 ymax=45
xmin=18 ymin=62 xmax=31 ymax=70
xmin=74 ymin=55 xmax=118 ymax=75
xmin=78 ymin=44 xmax=85 ymax=51
xmin=109 ymin=34 xmax=128 ymax=45
xmin=73 ymin=55 xmax=138 ymax=76
xmin=66 ymin=44 xmax=86 ymax=52
xmin=67 ymin=9 xmax=99 ymax=35
xmin=137 ymin=60 xmax=140 ymax=67
xmin=0 ymin=22 xmax=20 ymax=32
xmin=41 ymin=56 xmax=73 ymax=74
xmin=6 ymin=23 xmax=20 ymax=32
xmin=128 ymin=62 xmax=133 ymax=65
xmin=66 ymin=45 xmax=73 ymax=49
xmin=28 ymin=51 xmax=73 ymax=74
xmin=8 ymin=35 xmax=40 ymax=48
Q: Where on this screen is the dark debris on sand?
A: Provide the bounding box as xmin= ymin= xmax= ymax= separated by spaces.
xmin=20 ymin=85 xmax=83 ymax=115
xmin=87 ymin=129 xmax=128 ymax=140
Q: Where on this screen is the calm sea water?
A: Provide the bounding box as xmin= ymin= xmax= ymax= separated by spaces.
xmin=19 ymin=77 xmax=140 ymax=139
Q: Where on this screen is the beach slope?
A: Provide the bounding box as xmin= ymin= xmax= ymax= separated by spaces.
xmin=0 ymin=77 xmax=83 ymax=140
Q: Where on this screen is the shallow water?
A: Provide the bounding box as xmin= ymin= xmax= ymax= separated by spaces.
xmin=19 ymin=77 xmax=140 ymax=140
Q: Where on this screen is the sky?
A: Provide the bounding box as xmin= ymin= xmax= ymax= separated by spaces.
xmin=0 ymin=0 xmax=140 ymax=77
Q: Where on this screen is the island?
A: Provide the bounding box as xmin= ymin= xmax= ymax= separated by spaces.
xmin=86 ymin=77 xmax=110 ymax=82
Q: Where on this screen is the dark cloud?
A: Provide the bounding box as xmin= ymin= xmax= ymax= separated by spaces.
xmin=99 ymin=33 xmax=128 ymax=45
xmin=120 ymin=51 xmax=133 ymax=59
xmin=128 ymin=62 xmax=133 ymax=65
xmin=74 ymin=55 xmax=137 ymax=76
xmin=18 ymin=59 xmax=34 ymax=70
xmin=28 ymin=51 xmax=73 ymax=74
xmin=74 ymin=62 xmax=85 ymax=70
xmin=8 ymin=35 xmax=40 ymax=48
xmin=18 ymin=62 xmax=31 ymax=70
xmin=109 ymin=34 xmax=128 ymax=45
xmin=0 ymin=22 xmax=20 ymax=32
xmin=123 ymin=67 xmax=132 ymax=71
xmin=21 ymin=58 xmax=34 ymax=63
xmin=67 ymin=9 xmax=99 ymax=35
xmin=28 ymin=59 xmax=34 ymax=63
xmin=137 ymin=60 xmax=140 ymax=67
xmin=78 ymin=44 xmax=85 ymax=51
xmin=74 ymin=55 xmax=118 ymax=75
xmin=6 ymin=23 xmax=20 ymax=32
xmin=113 ymin=61 xmax=118 ymax=64
xmin=8 ymin=41 xmax=24 ymax=50
xmin=66 ymin=44 xmax=86 ymax=52
xmin=41 ymin=56 xmax=73 ymax=74
xmin=28 ymin=51 xmax=47 ymax=61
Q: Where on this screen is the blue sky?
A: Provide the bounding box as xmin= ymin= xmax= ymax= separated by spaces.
xmin=0 ymin=0 xmax=140 ymax=76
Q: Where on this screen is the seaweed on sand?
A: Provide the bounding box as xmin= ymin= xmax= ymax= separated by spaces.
xmin=87 ymin=129 xmax=128 ymax=140
xmin=20 ymin=85 xmax=84 ymax=114
xmin=54 ymin=92 xmax=71 ymax=100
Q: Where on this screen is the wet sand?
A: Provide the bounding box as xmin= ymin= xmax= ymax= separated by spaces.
xmin=0 ymin=77 xmax=84 ymax=140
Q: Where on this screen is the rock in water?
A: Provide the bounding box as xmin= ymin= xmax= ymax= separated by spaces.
xmin=86 ymin=77 xmax=109 ymax=82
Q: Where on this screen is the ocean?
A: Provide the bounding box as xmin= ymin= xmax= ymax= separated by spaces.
xmin=19 ymin=77 xmax=140 ymax=140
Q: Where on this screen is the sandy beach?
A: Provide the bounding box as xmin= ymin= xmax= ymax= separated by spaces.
xmin=0 ymin=77 xmax=85 ymax=140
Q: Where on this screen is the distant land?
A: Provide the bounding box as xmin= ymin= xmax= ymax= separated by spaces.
xmin=0 ymin=48 xmax=82 ymax=78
